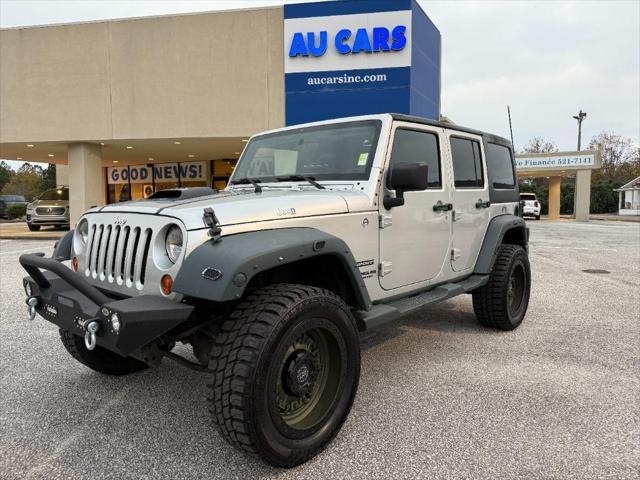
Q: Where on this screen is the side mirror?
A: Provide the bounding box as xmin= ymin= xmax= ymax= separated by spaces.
xmin=384 ymin=162 xmax=429 ymax=209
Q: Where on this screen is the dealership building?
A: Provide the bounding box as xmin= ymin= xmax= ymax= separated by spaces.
xmin=1 ymin=0 xmax=599 ymax=224
xmin=0 ymin=0 xmax=441 ymax=224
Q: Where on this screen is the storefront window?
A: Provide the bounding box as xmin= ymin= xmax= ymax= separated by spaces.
xmin=212 ymin=159 xmax=237 ymax=190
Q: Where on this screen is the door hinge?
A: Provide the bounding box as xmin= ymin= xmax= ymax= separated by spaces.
xmin=379 ymin=213 xmax=393 ymax=229
xmin=379 ymin=261 xmax=393 ymax=277
xmin=451 ymin=248 xmax=461 ymax=261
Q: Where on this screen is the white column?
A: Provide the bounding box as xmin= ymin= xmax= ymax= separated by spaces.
xmin=55 ymin=164 xmax=69 ymax=186
xmin=574 ymin=169 xmax=592 ymax=222
xmin=68 ymin=143 xmax=104 ymax=226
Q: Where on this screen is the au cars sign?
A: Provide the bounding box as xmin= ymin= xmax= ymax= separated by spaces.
xmin=283 ymin=0 xmax=441 ymax=126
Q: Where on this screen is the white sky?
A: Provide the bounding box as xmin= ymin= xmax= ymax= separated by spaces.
xmin=1 ymin=0 xmax=639 ymax=159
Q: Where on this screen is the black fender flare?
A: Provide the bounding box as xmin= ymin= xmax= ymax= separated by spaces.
xmin=52 ymin=229 xmax=74 ymax=261
xmin=474 ymin=215 xmax=529 ymax=275
xmin=173 ymin=228 xmax=372 ymax=309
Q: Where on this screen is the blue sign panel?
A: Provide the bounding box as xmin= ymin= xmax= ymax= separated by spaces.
xmin=284 ymin=0 xmax=441 ymax=125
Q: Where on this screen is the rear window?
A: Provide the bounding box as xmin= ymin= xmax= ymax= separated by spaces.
xmin=39 ymin=188 xmax=69 ymax=201
xmin=485 ymin=142 xmax=516 ymax=189
xmin=520 ymin=193 xmax=536 ymax=201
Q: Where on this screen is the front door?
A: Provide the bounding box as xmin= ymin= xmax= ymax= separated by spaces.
xmin=446 ymin=133 xmax=491 ymax=272
xmin=379 ymin=123 xmax=452 ymax=290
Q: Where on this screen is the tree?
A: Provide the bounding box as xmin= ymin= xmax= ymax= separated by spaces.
xmin=589 ymin=132 xmax=640 ymax=183
xmin=41 ymin=163 xmax=57 ymax=190
xmin=0 ymin=161 xmax=13 ymax=192
xmin=522 ymin=137 xmax=558 ymax=154
xmin=1 ymin=164 xmax=44 ymax=200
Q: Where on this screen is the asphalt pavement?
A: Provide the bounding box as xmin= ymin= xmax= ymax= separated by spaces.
xmin=1 ymin=220 xmax=639 ymax=479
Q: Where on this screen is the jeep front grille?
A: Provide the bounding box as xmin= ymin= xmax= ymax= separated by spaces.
xmin=84 ymin=223 xmax=153 ymax=289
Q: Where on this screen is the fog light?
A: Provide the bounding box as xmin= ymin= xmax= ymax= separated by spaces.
xmin=161 ymin=274 xmax=173 ymax=295
xmin=72 ymin=256 xmax=79 ymax=272
xmin=24 ymin=282 xmax=32 ymax=297
xmin=111 ymin=313 xmax=121 ymax=333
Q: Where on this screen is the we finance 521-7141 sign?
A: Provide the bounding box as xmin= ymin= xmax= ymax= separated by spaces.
xmin=515 ymin=152 xmax=599 ymax=171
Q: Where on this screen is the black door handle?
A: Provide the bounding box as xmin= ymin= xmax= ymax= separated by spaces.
xmin=433 ymin=201 xmax=453 ymax=212
xmin=475 ymin=200 xmax=491 ymax=209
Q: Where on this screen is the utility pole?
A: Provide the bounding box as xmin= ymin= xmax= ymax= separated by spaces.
xmin=573 ymin=109 xmax=587 ymax=150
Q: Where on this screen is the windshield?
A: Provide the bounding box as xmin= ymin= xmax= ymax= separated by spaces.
xmin=231 ymin=120 xmax=382 ymax=183
xmin=39 ymin=188 xmax=69 ymax=201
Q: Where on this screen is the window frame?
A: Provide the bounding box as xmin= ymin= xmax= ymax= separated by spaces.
xmin=385 ymin=125 xmax=444 ymax=191
xmin=449 ymin=134 xmax=486 ymax=190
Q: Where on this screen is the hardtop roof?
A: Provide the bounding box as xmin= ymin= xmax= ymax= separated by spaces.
xmin=390 ymin=114 xmax=513 ymax=148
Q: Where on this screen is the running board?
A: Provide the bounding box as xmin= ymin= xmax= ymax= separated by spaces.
xmin=355 ymin=274 xmax=489 ymax=330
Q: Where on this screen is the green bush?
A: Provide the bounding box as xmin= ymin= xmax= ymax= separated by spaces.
xmin=6 ymin=204 xmax=26 ymax=219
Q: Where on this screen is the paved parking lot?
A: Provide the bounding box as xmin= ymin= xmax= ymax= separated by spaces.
xmin=1 ymin=221 xmax=639 ymax=479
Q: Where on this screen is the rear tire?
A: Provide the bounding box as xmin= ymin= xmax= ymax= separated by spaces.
xmin=472 ymin=244 xmax=531 ymax=330
xmin=535 ymin=214 xmax=541 ymax=220
xmin=207 ymin=284 xmax=360 ymax=467
xmin=27 ymin=224 xmax=40 ymax=231
xmin=59 ymin=329 xmax=149 ymax=375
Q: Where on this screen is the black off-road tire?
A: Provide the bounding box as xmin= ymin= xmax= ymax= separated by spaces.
xmin=472 ymin=244 xmax=531 ymax=330
xmin=207 ymin=284 xmax=360 ymax=468
xmin=27 ymin=223 xmax=40 ymax=231
xmin=59 ymin=329 xmax=149 ymax=375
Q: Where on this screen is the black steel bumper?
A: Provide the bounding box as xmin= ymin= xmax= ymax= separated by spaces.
xmin=19 ymin=253 xmax=194 ymax=357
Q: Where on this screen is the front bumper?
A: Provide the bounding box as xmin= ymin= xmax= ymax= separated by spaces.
xmin=19 ymin=253 xmax=194 ymax=357
xmin=27 ymin=213 xmax=69 ymax=225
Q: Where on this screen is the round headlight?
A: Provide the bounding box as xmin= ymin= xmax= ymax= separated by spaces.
xmin=74 ymin=219 xmax=89 ymax=255
xmin=77 ymin=219 xmax=89 ymax=245
xmin=165 ymin=225 xmax=183 ymax=263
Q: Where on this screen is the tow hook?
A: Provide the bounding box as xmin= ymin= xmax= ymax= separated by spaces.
xmin=26 ymin=297 xmax=38 ymax=321
xmin=84 ymin=320 xmax=100 ymax=351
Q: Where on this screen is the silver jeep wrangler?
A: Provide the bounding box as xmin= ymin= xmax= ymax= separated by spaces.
xmin=20 ymin=114 xmax=530 ymax=467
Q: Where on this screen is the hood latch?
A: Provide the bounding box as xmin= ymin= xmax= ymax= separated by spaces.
xmin=203 ymin=207 xmax=222 ymax=242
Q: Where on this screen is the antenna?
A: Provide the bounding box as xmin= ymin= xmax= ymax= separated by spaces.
xmin=507 ymin=105 xmax=515 ymax=151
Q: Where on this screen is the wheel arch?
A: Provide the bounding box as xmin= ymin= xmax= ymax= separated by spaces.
xmin=474 ymin=214 xmax=529 ymax=275
xmin=173 ymin=228 xmax=372 ymax=310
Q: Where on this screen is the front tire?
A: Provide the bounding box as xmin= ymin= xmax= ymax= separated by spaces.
xmin=27 ymin=223 xmax=40 ymax=231
xmin=472 ymin=244 xmax=531 ymax=330
xmin=207 ymin=284 xmax=360 ymax=467
xmin=59 ymin=329 xmax=149 ymax=375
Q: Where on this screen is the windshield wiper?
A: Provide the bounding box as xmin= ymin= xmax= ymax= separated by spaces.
xmin=276 ymin=175 xmax=325 ymax=190
xmin=231 ymin=177 xmax=262 ymax=193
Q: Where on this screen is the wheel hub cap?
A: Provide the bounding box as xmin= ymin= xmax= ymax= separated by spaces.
xmin=283 ymin=351 xmax=318 ymax=397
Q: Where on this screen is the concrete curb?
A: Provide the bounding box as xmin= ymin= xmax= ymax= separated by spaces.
xmin=0 ymin=235 xmax=63 ymax=240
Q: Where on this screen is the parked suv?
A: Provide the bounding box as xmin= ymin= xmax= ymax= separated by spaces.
xmin=0 ymin=194 xmax=28 ymax=218
xmin=520 ymin=192 xmax=541 ymax=220
xmin=26 ymin=186 xmax=70 ymax=231
xmin=20 ymin=114 xmax=530 ymax=467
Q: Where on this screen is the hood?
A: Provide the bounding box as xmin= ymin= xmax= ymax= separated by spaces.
xmin=32 ymin=199 xmax=68 ymax=207
xmin=98 ymin=189 xmax=370 ymax=230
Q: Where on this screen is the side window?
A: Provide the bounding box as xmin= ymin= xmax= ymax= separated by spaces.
xmin=387 ymin=129 xmax=441 ymax=188
xmin=485 ymin=142 xmax=516 ymax=189
xmin=450 ymin=137 xmax=484 ymax=188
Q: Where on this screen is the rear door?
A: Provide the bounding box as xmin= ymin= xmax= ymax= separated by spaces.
xmin=378 ymin=123 xmax=451 ymax=290
xmin=447 ymin=132 xmax=491 ymax=272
